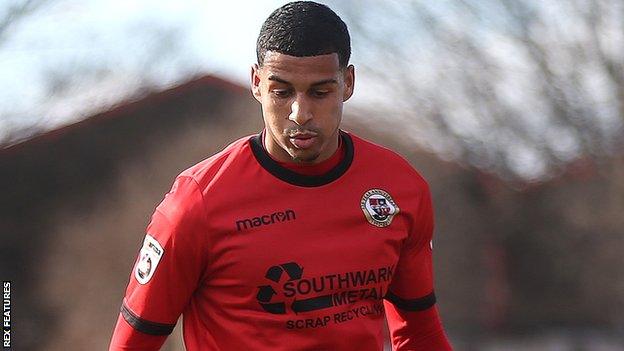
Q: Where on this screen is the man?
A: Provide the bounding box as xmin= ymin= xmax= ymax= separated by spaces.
xmin=109 ymin=2 xmax=452 ymax=350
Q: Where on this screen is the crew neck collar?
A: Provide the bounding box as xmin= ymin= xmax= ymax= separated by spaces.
xmin=249 ymin=130 xmax=354 ymax=187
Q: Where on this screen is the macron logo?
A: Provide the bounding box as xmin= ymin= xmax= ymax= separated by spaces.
xmin=236 ymin=210 xmax=296 ymax=231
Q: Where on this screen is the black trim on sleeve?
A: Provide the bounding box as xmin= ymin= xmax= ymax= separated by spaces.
xmin=384 ymin=291 xmax=437 ymax=311
xmin=120 ymin=303 xmax=176 ymax=336
xmin=249 ymin=130 xmax=354 ymax=187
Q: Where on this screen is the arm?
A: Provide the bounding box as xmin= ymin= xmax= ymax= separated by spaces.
xmin=109 ymin=176 xmax=208 ymax=351
xmin=384 ymin=183 xmax=452 ymax=350
xmin=109 ymin=313 xmax=167 ymax=351
xmin=384 ymin=302 xmax=451 ymax=350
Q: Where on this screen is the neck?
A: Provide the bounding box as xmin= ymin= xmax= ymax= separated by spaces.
xmin=262 ymin=130 xmax=340 ymax=165
xmin=265 ymin=132 xmax=345 ymax=176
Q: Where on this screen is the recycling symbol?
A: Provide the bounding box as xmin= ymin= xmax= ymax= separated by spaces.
xmin=256 ymin=262 xmax=303 ymax=314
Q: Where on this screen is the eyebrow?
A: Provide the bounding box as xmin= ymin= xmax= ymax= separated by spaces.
xmin=267 ymin=75 xmax=338 ymax=87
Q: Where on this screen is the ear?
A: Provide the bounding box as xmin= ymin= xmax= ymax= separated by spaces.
xmin=342 ymin=64 xmax=355 ymax=102
xmin=251 ymin=64 xmax=262 ymax=102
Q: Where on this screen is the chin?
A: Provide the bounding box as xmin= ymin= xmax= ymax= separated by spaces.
xmin=290 ymin=151 xmax=321 ymax=163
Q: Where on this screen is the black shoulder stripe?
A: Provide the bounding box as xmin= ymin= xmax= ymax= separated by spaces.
xmin=120 ymin=303 xmax=176 ymax=336
xmin=384 ymin=291 xmax=436 ymax=311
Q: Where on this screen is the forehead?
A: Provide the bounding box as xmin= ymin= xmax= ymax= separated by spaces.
xmin=260 ymin=51 xmax=341 ymax=83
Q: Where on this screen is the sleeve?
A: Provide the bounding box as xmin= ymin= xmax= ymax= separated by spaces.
xmin=109 ymin=176 xmax=209 ymax=350
xmin=109 ymin=314 xmax=167 ymax=350
xmin=384 ymin=180 xmax=453 ymax=350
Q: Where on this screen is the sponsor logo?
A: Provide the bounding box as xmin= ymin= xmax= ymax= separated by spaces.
xmin=135 ymin=235 xmax=164 ymax=285
xmin=256 ymin=262 xmax=304 ymax=314
xmin=236 ymin=209 xmax=296 ymax=231
xmin=360 ymin=189 xmax=399 ymax=227
xmin=255 ymin=262 xmax=394 ymax=329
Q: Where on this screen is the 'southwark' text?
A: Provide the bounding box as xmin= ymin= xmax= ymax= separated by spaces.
xmin=236 ymin=209 xmax=296 ymax=231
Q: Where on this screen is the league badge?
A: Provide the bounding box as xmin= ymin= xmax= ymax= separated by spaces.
xmin=360 ymin=189 xmax=399 ymax=227
xmin=135 ymin=234 xmax=164 ymax=285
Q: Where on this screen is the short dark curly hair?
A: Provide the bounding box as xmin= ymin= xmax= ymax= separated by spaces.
xmin=256 ymin=1 xmax=351 ymax=68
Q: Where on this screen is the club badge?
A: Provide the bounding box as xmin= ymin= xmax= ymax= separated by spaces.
xmin=135 ymin=234 xmax=164 ymax=285
xmin=360 ymin=189 xmax=399 ymax=227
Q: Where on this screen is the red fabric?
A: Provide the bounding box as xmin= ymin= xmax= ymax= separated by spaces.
xmin=109 ymin=314 xmax=166 ymax=351
xmin=275 ymin=134 xmax=345 ymax=176
xmin=109 ymin=131 xmax=451 ymax=350
xmin=385 ymin=305 xmax=452 ymax=350
xmin=121 ymin=175 xmax=209 ymax=325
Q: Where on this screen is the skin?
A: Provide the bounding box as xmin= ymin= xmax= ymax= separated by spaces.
xmin=251 ymin=51 xmax=355 ymax=164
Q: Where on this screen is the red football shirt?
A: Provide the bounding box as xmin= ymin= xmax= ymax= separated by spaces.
xmin=110 ymin=131 xmax=450 ymax=350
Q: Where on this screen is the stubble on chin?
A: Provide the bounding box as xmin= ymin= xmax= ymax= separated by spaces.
xmin=284 ymin=143 xmax=320 ymax=163
xmin=291 ymin=152 xmax=321 ymax=163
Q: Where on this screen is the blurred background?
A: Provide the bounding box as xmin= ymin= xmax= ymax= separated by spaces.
xmin=0 ymin=0 xmax=623 ymax=350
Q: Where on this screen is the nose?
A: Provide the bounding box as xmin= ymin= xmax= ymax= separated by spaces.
xmin=288 ymin=94 xmax=313 ymax=126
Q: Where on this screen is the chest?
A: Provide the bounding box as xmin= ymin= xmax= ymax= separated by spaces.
xmin=200 ymin=182 xmax=408 ymax=308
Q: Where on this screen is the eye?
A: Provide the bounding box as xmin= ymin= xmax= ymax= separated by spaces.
xmin=272 ymin=89 xmax=292 ymax=98
xmin=311 ymin=90 xmax=330 ymax=98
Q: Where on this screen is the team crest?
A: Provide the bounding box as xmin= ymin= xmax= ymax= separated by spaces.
xmin=135 ymin=234 xmax=164 ymax=285
xmin=360 ymin=189 xmax=399 ymax=227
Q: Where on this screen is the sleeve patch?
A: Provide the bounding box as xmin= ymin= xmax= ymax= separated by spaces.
xmin=134 ymin=234 xmax=164 ymax=285
xmin=120 ymin=302 xmax=175 ymax=335
xmin=385 ymin=291 xmax=436 ymax=311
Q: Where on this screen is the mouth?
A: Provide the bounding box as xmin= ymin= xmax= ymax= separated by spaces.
xmin=288 ymin=132 xmax=318 ymax=149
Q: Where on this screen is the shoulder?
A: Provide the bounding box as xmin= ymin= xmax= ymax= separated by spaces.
xmin=177 ymin=134 xmax=255 ymax=190
xmin=156 ymin=135 xmax=255 ymax=220
xmin=346 ymin=131 xmax=429 ymax=190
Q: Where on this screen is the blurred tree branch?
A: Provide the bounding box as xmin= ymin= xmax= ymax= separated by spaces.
xmin=0 ymin=1 xmax=48 ymax=146
xmin=0 ymin=0 xmax=47 ymax=41
xmin=334 ymin=0 xmax=624 ymax=181
xmin=0 ymin=0 xmax=188 ymax=148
